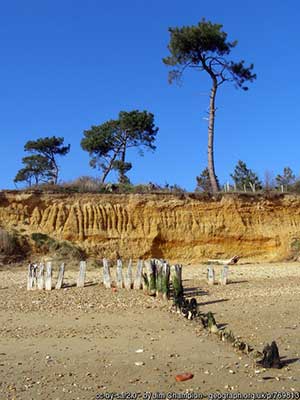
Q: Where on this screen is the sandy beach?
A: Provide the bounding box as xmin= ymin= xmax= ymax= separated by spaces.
xmin=1 ymin=262 xmax=300 ymax=399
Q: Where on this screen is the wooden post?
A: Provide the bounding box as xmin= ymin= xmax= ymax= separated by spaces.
xmin=116 ymin=259 xmax=123 ymax=288
xmin=133 ymin=259 xmax=143 ymax=290
xmin=156 ymin=261 xmax=163 ymax=297
xmin=45 ymin=261 xmax=52 ymax=291
xmin=207 ymin=267 xmax=215 ymax=285
xmin=77 ymin=261 xmax=86 ymax=288
xmin=162 ymin=262 xmax=170 ymax=300
xmin=102 ymin=258 xmax=112 ymax=288
xmin=220 ymin=265 xmax=229 ymax=285
xmin=32 ymin=263 xmax=38 ymax=289
xmin=171 ymin=264 xmax=183 ymax=299
xmin=27 ymin=263 xmax=34 ymax=290
xmin=55 ymin=263 xmax=65 ymax=289
xmin=124 ymin=259 xmax=133 ymax=289
xmin=145 ymin=259 xmax=156 ymax=296
xmin=37 ymin=263 xmax=44 ymax=290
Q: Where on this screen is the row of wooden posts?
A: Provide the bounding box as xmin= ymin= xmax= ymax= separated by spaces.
xmin=207 ymin=265 xmax=229 ymax=285
xmin=27 ymin=258 xmax=183 ymax=298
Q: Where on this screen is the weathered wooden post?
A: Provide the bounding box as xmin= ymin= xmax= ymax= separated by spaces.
xmin=32 ymin=263 xmax=38 ymax=289
xmin=102 ymin=258 xmax=112 ymax=288
xmin=133 ymin=259 xmax=143 ymax=290
xmin=207 ymin=267 xmax=215 ymax=285
xmin=37 ymin=263 xmax=44 ymax=290
xmin=145 ymin=259 xmax=156 ymax=296
xmin=116 ymin=259 xmax=124 ymax=288
xmin=27 ymin=263 xmax=34 ymax=290
xmin=155 ymin=260 xmax=163 ymax=297
xmin=45 ymin=261 xmax=52 ymax=291
xmin=124 ymin=259 xmax=133 ymax=289
xmin=77 ymin=261 xmax=86 ymax=288
xmin=171 ymin=264 xmax=183 ymax=300
xmin=55 ymin=263 xmax=65 ymax=289
xmin=220 ymin=265 xmax=229 ymax=285
xmin=162 ymin=262 xmax=170 ymax=300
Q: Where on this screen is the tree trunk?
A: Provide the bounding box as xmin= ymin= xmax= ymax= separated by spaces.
xmin=100 ymin=151 xmax=120 ymax=183
xmin=207 ymin=81 xmax=220 ymax=193
xmin=118 ymin=143 xmax=127 ymax=184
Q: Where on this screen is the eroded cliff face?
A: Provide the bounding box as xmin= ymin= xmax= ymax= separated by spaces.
xmin=0 ymin=191 xmax=299 ymax=262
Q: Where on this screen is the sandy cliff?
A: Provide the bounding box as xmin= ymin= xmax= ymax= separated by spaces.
xmin=0 ymin=191 xmax=299 ymax=262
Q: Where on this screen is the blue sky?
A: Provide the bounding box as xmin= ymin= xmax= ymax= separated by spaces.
xmin=0 ymin=0 xmax=299 ymax=190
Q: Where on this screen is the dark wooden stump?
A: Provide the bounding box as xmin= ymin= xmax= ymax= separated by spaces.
xmin=258 ymin=341 xmax=282 ymax=369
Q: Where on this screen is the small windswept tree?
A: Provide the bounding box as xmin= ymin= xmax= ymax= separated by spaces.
xmin=81 ymin=110 xmax=158 ymax=183
xmin=163 ymin=18 xmax=256 ymax=193
xmin=231 ymin=160 xmax=262 ymax=192
xmin=276 ymin=167 xmax=296 ymax=191
xmin=14 ymin=155 xmax=53 ymax=186
xmin=23 ymin=136 xmax=70 ymax=184
xmin=15 ymin=136 xmax=70 ymax=187
xmin=195 ymin=167 xmax=218 ymax=192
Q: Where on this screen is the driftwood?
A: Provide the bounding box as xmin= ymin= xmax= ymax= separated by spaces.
xmin=116 ymin=259 xmax=124 ymax=288
xmin=45 ymin=262 xmax=52 ymax=291
xmin=55 ymin=263 xmax=65 ymax=290
xmin=133 ymin=259 xmax=143 ymax=290
xmin=102 ymin=258 xmax=112 ymax=288
xmin=37 ymin=263 xmax=44 ymax=290
xmin=208 ymin=255 xmax=240 ymax=265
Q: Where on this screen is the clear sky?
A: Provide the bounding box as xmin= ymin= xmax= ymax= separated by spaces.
xmin=0 ymin=0 xmax=299 ymax=190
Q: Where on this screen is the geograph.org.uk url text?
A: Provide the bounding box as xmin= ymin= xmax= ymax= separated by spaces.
xmin=95 ymin=392 xmax=300 ymax=400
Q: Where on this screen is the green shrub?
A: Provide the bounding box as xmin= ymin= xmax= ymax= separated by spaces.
xmin=0 ymin=228 xmax=28 ymax=258
xmin=31 ymin=232 xmax=85 ymax=260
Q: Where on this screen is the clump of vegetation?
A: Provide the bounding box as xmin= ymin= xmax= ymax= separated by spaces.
xmin=31 ymin=232 xmax=85 ymax=260
xmin=289 ymin=238 xmax=300 ymax=260
xmin=231 ymin=160 xmax=262 ymax=192
xmin=0 ymin=228 xmax=28 ymax=260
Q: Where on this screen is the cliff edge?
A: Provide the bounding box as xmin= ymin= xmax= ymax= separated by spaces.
xmin=0 ymin=191 xmax=299 ymax=262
